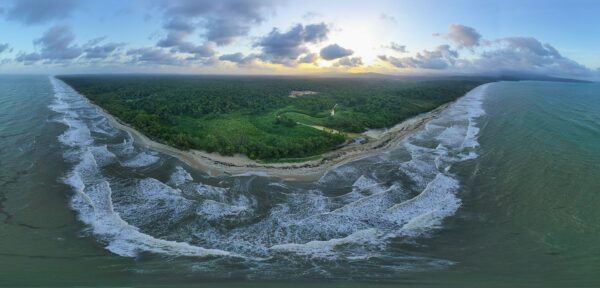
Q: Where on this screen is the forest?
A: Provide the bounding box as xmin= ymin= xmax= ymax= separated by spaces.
xmin=57 ymin=75 xmax=484 ymax=160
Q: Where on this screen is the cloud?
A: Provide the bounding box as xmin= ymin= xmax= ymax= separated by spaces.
xmin=83 ymin=39 xmax=125 ymax=60
xmin=387 ymin=42 xmax=407 ymax=53
xmin=4 ymin=0 xmax=79 ymax=25
xmin=126 ymin=47 xmax=182 ymax=65
xmin=16 ymin=25 xmax=82 ymax=63
xmin=303 ymin=23 xmax=329 ymax=42
xmin=379 ymin=44 xmax=458 ymax=69
xmin=157 ymin=0 xmax=279 ymax=46
xmin=218 ymin=52 xmax=258 ymax=65
xmin=298 ymin=53 xmax=318 ymax=64
xmin=15 ymin=52 xmax=42 ymax=64
xmin=156 ymin=17 xmax=216 ymax=59
xmin=302 ymin=12 xmax=322 ymax=21
xmin=380 ymin=13 xmax=397 ymax=23
xmin=335 ymin=56 xmax=363 ymax=67
xmin=0 ymin=43 xmax=11 ymax=54
xmin=255 ymin=22 xmax=329 ymax=65
xmin=320 ymin=44 xmax=353 ymax=60
xmin=471 ymin=37 xmax=590 ymax=76
xmin=379 ymin=33 xmax=591 ymax=77
xmin=158 ymin=34 xmax=215 ymax=57
xmin=155 ymin=0 xmax=277 ymax=60
xmin=438 ymin=24 xmax=482 ymax=48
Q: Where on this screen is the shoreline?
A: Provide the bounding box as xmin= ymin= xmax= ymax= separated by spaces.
xmin=73 ymin=81 xmax=479 ymax=181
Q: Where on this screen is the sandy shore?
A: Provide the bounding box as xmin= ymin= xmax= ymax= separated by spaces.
xmin=84 ymin=89 xmax=458 ymax=182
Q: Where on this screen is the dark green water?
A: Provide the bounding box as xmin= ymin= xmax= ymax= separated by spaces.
xmin=0 ymin=76 xmax=598 ymax=287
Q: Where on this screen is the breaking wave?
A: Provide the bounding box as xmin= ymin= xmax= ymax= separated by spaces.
xmin=50 ymin=78 xmax=233 ymax=258
xmin=49 ymin=76 xmax=490 ymax=277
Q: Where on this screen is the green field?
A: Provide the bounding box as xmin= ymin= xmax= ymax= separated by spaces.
xmin=57 ymin=75 xmax=484 ymax=160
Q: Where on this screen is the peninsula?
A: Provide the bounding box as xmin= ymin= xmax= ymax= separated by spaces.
xmin=57 ymin=74 xmax=484 ymax=179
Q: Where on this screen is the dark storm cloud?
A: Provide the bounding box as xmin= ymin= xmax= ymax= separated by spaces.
xmin=335 ymin=56 xmax=363 ymax=67
xmin=16 ymin=25 xmax=82 ymax=63
xmin=4 ymin=0 xmax=79 ymax=25
xmin=319 ymin=44 xmax=353 ymax=61
xmin=255 ymin=22 xmax=329 ymax=65
xmin=378 ymin=44 xmax=458 ymax=69
xmin=158 ymin=0 xmax=279 ymax=46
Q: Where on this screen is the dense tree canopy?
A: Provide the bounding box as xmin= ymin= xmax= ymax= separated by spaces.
xmin=58 ymin=75 xmax=483 ymax=160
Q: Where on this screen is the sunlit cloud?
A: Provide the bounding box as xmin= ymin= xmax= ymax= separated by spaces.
xmin=0 ymin=0 xmax=597 ymax=79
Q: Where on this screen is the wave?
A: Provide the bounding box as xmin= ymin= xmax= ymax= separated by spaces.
xmin=50 ymin=77 xmax=235 ymax=259
xmin=120 ymin=151 xmax=160 ymax=168
xmin=269 ymin=228 xmax=381 ymax=258
xmin=49 ymin=76 xmax=489 ymax=267
xmin=169 ymin=166 xmax=194 ymax=186
xmin=270 ymin=83 xmax=490 ymax=257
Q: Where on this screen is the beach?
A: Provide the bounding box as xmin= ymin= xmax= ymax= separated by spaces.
xmin=7 ymin=77 xmax=600 ymax=286
xmin=87 ymin=90 xmax=456 ymax=181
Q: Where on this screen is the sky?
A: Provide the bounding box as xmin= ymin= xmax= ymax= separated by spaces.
xmin=0 ymin=0 xmax=599 ymax=79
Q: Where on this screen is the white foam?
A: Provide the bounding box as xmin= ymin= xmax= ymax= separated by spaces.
xmin=51 ymin=77 xmax=237 ymax=259
xmin=73 ymin=180 xmax=232 ymax=258
xmin=196 ymin=200 xmax=249 ymax=221
xmin=89 ymin=145 xmax=117 ymax=167
xmin=65 ymin=154 xmax=234 ymax=258
xmin=269 ymin=228 xmax=380 ymax=258
xmin=90 ymin=117 xmax=119 ymax=136
xmin=110 ymin=134 xmax=135 ymax=156
xmin=194 ymin=183 xmax=228 ymax=201
xmin=50 ymin=76 xmax=491 ymax=263
xmin=57 ymin=118 xmax=93 ymax=147
xmin=351 ymin=175 xmax=386 ymax=195
xmin=385 ymin=173 xmax=461 ymax=236
xmin=113 ymin=178 xmax=196 ymax=228
xmin=332 ymin=183 xmax=402 ymax=221
xmin=169 ymin=166 xmax=194 ymax=186
xmin=267 ymin=84 xmax=489 ymax=257
xmin=120 ymin=151 xmax=160 ymax=168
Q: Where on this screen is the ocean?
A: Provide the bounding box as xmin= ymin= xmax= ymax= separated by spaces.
xmin=0 ymin=75 xmax=598 ymax=287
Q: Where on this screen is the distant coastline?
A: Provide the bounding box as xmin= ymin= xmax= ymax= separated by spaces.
xmin=65 ymin=79 xmax=487 ymax=181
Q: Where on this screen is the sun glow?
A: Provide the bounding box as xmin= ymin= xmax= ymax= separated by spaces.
xmin=327 ymin=18 xmax=388 ymax=65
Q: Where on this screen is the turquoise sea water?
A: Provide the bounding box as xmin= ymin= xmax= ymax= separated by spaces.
xmin=0 ymin=76 xmax=598 ymax=287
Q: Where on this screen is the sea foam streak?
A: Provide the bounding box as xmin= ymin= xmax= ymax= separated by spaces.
xmin=266 ymin=84 xmax=490 ymax=258
xmin=50 ymin=76 xmax=489 ymax=267
xmin=50 ymin=77 xmax=234 ymax=258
